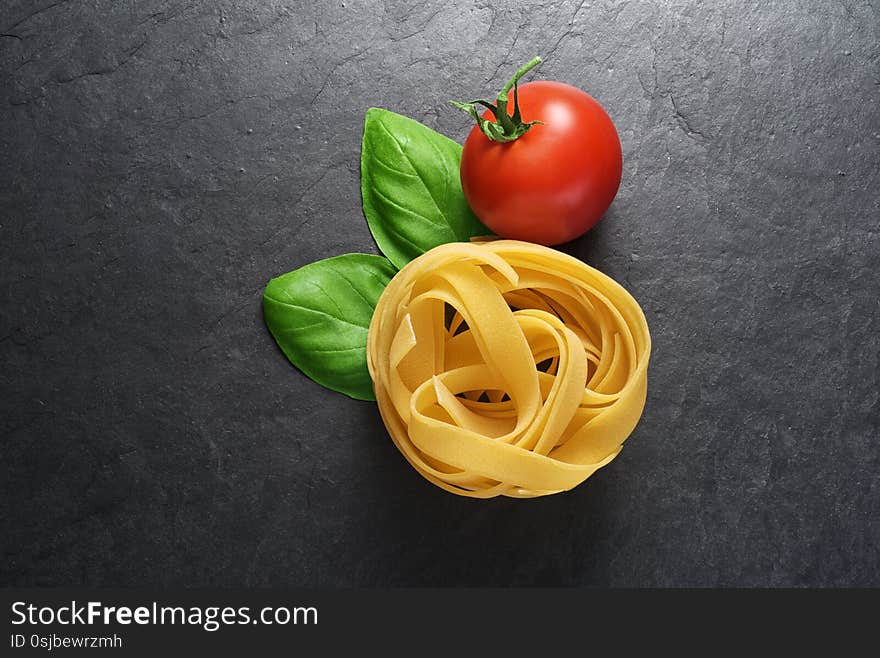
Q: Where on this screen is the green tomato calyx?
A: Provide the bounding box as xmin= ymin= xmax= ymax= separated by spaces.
xmin=451 ymin=56 xmax=544 ymax=143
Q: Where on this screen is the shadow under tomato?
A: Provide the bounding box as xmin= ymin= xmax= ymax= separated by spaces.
xmin=556 ymin=205 xmax=615 ymax=266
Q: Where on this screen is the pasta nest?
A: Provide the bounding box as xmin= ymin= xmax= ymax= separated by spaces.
xmin=367 ymin=240 xmax=651 ymax=498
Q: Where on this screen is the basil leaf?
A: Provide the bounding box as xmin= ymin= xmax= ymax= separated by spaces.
xmin=361 ymin=107 xmax=489 ymax=269
xmin=262 ymin=253 xmax=396 ymax=401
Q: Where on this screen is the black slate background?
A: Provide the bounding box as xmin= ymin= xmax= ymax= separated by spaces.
xmin=1 ymin=0 xmax=878 ymax=587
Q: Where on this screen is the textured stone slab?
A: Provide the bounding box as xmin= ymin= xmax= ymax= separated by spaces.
xmin=1 ymin=0 xmax=878 ymax=586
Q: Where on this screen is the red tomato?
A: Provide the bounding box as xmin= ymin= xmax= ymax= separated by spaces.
xmin=460 ymin=80 xmax=622 ymax=245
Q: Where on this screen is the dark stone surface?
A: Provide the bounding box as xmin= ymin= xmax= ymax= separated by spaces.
xmin=1 ymin=0 xmax=878 ymax=587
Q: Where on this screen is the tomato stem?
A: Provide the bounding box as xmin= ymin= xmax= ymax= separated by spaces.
xmin=451 ymin=56 xmax=544 ymax=143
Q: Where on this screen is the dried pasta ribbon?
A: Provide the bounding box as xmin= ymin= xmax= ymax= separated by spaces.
xmin=367 ymin=240 xmax=651 ymax=498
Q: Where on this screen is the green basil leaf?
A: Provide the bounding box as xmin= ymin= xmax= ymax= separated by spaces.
xmin=262 ymin=253 xmax=396 ymax=401
xmin=361 ymin=107 xmax=489 ymax=269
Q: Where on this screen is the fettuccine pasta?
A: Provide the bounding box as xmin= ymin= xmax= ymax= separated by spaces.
xmin=366 ymin=240 xmax=651 ymax=498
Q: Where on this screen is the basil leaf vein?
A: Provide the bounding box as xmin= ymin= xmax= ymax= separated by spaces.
xmin=361 ymin=107 xmax=488 ymax=269
xmin=262 ymin=253 xmax=396 ymax=401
